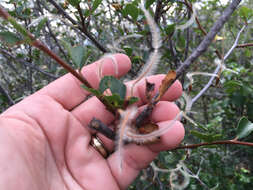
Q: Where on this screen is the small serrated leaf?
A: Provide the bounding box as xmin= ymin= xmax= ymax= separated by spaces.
xmin=81 ymin=85 xmax=102 ymax=96
xmin=236 ymin=117 xmax=253 ymax=139
xmin=104 ymin=94 xmax=124 ymax=108
xmin=191 ymin=130 xmax=222 ymax=142
xmin=99 ymin=76 xmax=126 ymax=99
xmin=128 ymin=96 xmax=139 ymax=105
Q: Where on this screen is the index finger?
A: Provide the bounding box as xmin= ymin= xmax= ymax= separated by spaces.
xmin=35 ymin=54 xmax=131 ymax=110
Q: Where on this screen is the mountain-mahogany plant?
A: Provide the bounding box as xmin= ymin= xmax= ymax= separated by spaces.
xmin=1 ymin=0 xmax=253 ymax=188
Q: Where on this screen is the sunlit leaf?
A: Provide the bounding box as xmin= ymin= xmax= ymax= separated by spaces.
xmin=214 ymin=35 xmax=225 ymax=41
xmin=236 ymin=117 xmax=253 ymax=139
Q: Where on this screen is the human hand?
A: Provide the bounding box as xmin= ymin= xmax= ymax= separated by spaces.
xmin=0 ymin=54 xmax=184 ymax=190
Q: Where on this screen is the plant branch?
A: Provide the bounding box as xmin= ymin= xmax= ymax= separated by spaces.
xmin=0 ymin=6 xmax=92 ymax=88
xmin=136 ymin=0 xmax=242 ymax=127
xmin=36 ymin=0 xmax=68 ymax=60
xmin=173 ymin=140 xmax=253 ymax=150
xmin=0 ymin=83 xmax=15 ymax=105
xmin=192 ymin=24 xmax=246 ymax=104
xmin=0 ymin=48 xmax=58 ymax=79
xmin=236 ymin=42 xmax=253 ymax=48
xmin=47 ymin=0 xmax=107 ymax=53
xmin=77 ymin=4 xmax=85 ymax=28
xmin=154 ymin=0 xmax=163 ymax=24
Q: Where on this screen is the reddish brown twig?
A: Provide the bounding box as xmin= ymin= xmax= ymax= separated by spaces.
xmin=236 ymin=43 xmax=253 ymax=48
xmin=0 ymin=6 xmax=119 ymax=113
xmin=184 ymin=0 xmax=223 ymax=59
xmin=173 ymin=140 xmax=253 ymax=150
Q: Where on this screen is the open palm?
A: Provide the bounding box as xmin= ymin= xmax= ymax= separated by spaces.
xmin=0 ymin=54 xmax=184 ymax=190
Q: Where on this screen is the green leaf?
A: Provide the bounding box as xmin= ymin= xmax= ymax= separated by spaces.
xmin=245 ymin=49 xmax=252 ymax=57
xmin=81 ymin=85 xmax=102 ymax=96
xmin=239 ymin=6 xmax=253 ymax=20
xmin=92 ymin=0 xmax=102 ymax=13
xmin=191 ymin=130 xmax=222 ymax=142
xmin=61 ymin=41 xmax=86 ymax=68
xmin=104 ymin=94 xmax=124 ymax=108
xmin=164 ymin=24 xmax=175 ymax=35
xmin=84 ymin=0 xmax=103 ymax=17
xmin=124 ymin=3 xmax=139 ymax=21
xmin=34 ymin=18 xmax=48 ymax=38
xmin=128 ymin=96 xmax=139 ymax=105
xmin=0 ymin=31 xmax=22 ymax=46
xmin=236 ymin=117 xmax=253 ymax=139
xmin=99 ymin=76 xmax=126 ymax=99
xmin=224 ymin=80 xmax=242 ymax=94
xmin=123 ymin=46 xmax=133 ymax=56
xmin=197 ymin=123 xmax=208 ymax=131
xmin=70 ymin=46 xmax=86 ymax=68
xmin=145 ymin=0 xmax=156 ymax=8
xmin=67 ymin=0 xmax=81 ymax=7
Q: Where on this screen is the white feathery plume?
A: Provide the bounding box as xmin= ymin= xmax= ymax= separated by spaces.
xmin=181 ymin=92 xmax=193 ymax=114
xmin=126 ymin=112 xmax=182 ymax=144
xmin=97 ymin=54 xmax=119 ymax=80
xmin=214 ymin=58 xmax=238 ymax=74
xmin=139 ymin=0 xmax=162 ymax=50
xmin=116 ymin=106 xmax=138 ymax=173
xmin=186 ymin=72 xmax=219 ymax=86
xmin=175 ymin=3 xmax=197 ymax=31
xmin=107 ymin=34 xmax=143 ymax=52
xmin=130 ymin=0 xmax=162 ymax=96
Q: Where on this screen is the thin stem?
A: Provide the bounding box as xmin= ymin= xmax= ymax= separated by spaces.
xmin=236 ymin=42 xmax=253 ymax=48
xmin=0 ymin=83 xmax=15 ymax=105
xmin=173 ymin=140 xmax=253 ymax=150
xmin=77 ymin=4 xmax=85 ymax=28
xmin=192 ymin=25 xmax=246 ymax=104
xmin=176 ymin=0 xmax=242 ymax=77
xmin=0 ymin=6 xmax=92 ymax=88
xmin=135 ymin=0 xmax=242 ymax=129
xmin=47 ymin=0 xmax=107 ymax=53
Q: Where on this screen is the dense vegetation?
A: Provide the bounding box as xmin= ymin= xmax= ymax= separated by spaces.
xmin=0 ymin=0 xmax=253 ymax=189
